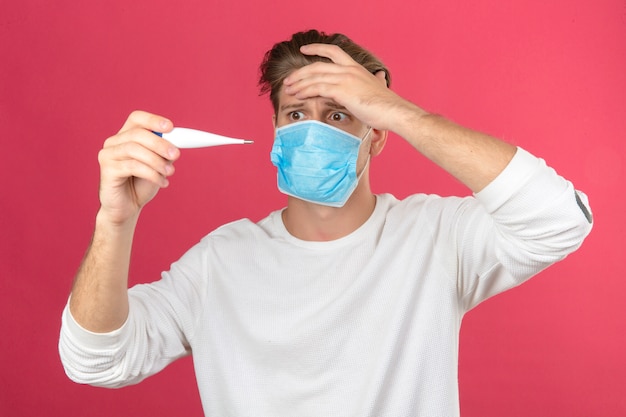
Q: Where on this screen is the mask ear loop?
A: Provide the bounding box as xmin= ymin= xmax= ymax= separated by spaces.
xmin=362 ymin=126 xmax=373 ymax=141
xmin=356 ymin=155 xmax=371 ymax=181
xmin=355 ymin=126 xmax=373 ymax=180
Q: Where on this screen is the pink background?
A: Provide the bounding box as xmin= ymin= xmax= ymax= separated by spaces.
xmin=1 ymin=0 xmax=624 ymax=415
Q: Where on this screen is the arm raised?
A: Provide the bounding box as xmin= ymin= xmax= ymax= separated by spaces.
xmin=283 ymin=43 xmax=516 ymax=193
xmin=69 ymin=111 xmax=180 ymax=332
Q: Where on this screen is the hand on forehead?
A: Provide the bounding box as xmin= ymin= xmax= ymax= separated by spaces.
xmin=281 ymin=43 xmax=391 ymax=131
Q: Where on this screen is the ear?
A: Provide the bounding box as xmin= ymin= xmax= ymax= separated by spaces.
xmin=369 ymin=128 xmax=388 ymax=157
xmin=272 ymin=114 xmax=277 ymax=129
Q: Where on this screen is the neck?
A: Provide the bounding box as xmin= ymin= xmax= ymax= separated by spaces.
xmin=281 ymin=183 xmax=376 ymax=241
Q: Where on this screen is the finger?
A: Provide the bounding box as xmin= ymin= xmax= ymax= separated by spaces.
xmin=115 ymin=159 xmax=170 ymax=188
xmin=104 ymin=127 xmax=180 ymax=162
xmin=99 ymin=145 xmax=174 ymax=187
xmin=284 ymin=72 xmax=344 ymax=100
xmin=299 ymin=43 xmax=355 ymax=66
xmin=119 ymin=110 xmax=173 ymax=135
xmin=284 ymin=61 xmax=376 ymax=99
xmin=283 ymin=61 xmax=351 ymax=89
xmin=112 ymin=141 xmax=175 ymax=178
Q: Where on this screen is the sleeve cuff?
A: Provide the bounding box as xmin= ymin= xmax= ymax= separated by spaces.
xmin=474 ymin=147 xmax=541 ymax=213
xmin=62 ymin=302 xmax=130 ymax=350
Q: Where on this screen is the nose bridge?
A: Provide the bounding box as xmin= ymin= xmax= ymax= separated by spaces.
xmin=308 ymin=97 xmax=327 ymax=122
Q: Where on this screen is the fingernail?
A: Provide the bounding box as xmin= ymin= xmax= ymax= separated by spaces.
xmin=160 ymin=119 xmax=170 ymax=130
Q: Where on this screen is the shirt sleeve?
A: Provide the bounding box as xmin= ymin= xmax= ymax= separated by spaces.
xmin=454 ymin=147 xmax=593 ymax=311
xmin=58 ymin=238 xmax=209 ymax=388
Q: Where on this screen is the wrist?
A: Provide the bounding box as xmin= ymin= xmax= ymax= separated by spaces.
xmin=95 ymin=207 xmax=140 ymax=234
xmin=390 ymin=99 xmax=429 ymax=139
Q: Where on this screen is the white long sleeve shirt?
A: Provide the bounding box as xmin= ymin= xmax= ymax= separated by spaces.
xmin=59 ymin=147 xmax=592 ymax=416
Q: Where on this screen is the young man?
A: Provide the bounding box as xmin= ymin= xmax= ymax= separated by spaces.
xmin=59 ymin=30 xmax=593 ymax=416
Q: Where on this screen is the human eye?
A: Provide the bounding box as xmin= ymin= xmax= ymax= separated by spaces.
xmin=288 ymin=111 xmax=306 ymax=122
xmin=329 ymin=111 xmax=348 ymax=123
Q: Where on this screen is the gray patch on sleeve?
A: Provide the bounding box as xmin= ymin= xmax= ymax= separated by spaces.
xmin=575 ymin=191 xmax=593 ymax=223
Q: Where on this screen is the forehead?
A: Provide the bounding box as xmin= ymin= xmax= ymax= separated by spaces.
xmin=277 ymin=90 xmax=346 ymax=113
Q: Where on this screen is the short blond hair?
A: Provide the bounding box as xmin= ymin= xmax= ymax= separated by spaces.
xmin=258 ymin=29 xmax=391 ymax=112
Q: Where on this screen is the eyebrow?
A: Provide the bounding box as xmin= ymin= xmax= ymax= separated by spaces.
xmin=323 ymin=101 xmax=347 ymax=111
xmin=279 ymin=100 xmax=348 ymax=112
xmin=279 ymin=102 xmax=306 ymax=112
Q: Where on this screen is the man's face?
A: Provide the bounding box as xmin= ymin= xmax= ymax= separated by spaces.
xmin=274 ymin=87 xmax=370 ymax=138
xmin=273 ymin=87 xmax=374 ymax=170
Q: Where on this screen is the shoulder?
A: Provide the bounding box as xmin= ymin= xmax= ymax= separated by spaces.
xmin=377 ymin=193 xmax=489 ymax=246
xmin=200 ymin=210 xmax=283 ymax=245
xmin=380 ymin=192 xmax=478 ymax=220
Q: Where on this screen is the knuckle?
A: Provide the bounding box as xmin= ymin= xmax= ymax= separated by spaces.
xmin=97 ymin=148 xmax=107 ymax=164
xmin=129 ymin=109 xmax=145 ymax=120
xmin=102 ymin=133 xmax=118 ymax=148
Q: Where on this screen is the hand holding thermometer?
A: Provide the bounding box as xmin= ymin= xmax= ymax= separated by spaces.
xmin=154 ymin=127 xmax=254 ymax=148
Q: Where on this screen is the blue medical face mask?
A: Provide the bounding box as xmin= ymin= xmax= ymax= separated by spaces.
xmin=270 ymin=120 xmax=371 ymax=207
